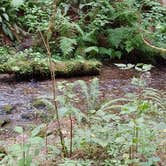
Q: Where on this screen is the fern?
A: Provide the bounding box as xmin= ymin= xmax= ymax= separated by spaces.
xmin=75 ymin=78 xmax=99 ymax=110
xmin=142 ymin=88 xmax=166 ymax=110
xmin=60 ymin=37 xmax=77 ymax=58
xmin=107 ymin=27 xmax=131 ymax=48
xmin=99 ymin=47 xmax=112 ymax=57
xmin=84 ymin=46 xmax=99 ymax=54
xmin=90 ymin=78 xmax=99 ymax=110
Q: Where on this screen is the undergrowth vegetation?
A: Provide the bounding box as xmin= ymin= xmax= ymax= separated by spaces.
xmin=0 ymin=78 xmax=165 ymax=165
xmin=0 ymin=0 xmax=166 ymax=61
xmin=0 ymin=47 xmax=102 ymax=78
xmin=0 ymin=1 xmax=166 ymax=165
xmin=0 ymin=0 xmax=165 ymax=78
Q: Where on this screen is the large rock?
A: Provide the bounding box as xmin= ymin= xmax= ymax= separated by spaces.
xmin=32 ymin=99 xmax=48 ymax=109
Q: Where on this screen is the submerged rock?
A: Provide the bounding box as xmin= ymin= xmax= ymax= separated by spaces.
xmin=1 ymin=104 xmax=14 ymax=114
xmin=0 ymin=146 xmax=7 ymax=160
xmin=21 ymin=113 xmax=35 ymax=120
xmin=32 ymin=99 xmax=47 ymax=109
xmin=0 ymin=118 xmax=10 ymax=127
xmin=0 ymin=146 xmax=6 ymax=154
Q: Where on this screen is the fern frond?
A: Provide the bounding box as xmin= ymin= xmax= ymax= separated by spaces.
xmin=143 ymin=88 xmax=166 ymax=110
xmin=99 ymin=98 xmax=131 ymax=112
xmin=60 ymin=37 xmax=77 ymax=57
xmin=90 ymin=78 xmax=99 ymax=109
xmin=75 ymin=80 xmax=90 ymax=108
xmin=75 ymin=78 xmax=99 ymax=110
xmin=84 ymin=46 xmax=99 ymax=54
xmin=107 ymin=27 xmax=131 ymax=48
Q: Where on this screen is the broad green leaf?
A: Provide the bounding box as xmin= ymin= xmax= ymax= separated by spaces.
xmin=0 ymin=153 xmax=5 ymax=158
xmin=115 ymin=137 xmax=125 ymax=143
xmin=84 ymin=46 xmax=99 ymax=53
xmin=114 ymin=63 xmax=134 ymax=69
xmin=14 ymin=126 xmax=23 ymax=134
xmin=31 ymin=124 xmax=46 ymax=137
xmin=0 ymin=7 xmax=6 ymax=12
xmin=9 ymin=144 xmax=22 ymax=153
xmin=135 ymin=63 xmax=153 ymax=72
xmin=2 ymin=13 xmax=9 ymax=21
xmin=11 ymin=66 xmax=20 ymax=71
xmin=58 ymin=107 xmax=69 ymax=117
xmin=28 ymin=137 xmax=43 ymax=144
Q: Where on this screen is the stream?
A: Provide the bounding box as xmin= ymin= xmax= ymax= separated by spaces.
xmin=0 ymin=64 xmax=165 ymax=138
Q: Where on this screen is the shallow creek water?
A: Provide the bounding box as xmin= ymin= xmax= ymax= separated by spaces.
xmin=0 ymin=64 xmax=165 ymax=138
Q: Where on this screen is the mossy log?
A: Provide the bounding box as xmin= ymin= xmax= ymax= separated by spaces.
xmin=0 ymin=59 xmax=102 ymax=79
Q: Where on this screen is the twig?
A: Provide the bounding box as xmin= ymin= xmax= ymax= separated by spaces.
xmin=69 ymin=115 xmax=73 ymax=157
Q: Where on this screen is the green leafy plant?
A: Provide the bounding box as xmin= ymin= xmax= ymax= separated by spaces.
xmin=75 ymin=78 xmax=99 ymax=110
xmin=60 ymin=37 xmax=77 ymax=58
xmin=19 ymin=0 xmax=52 ymax=32
xmin=0 ymin=78 xmax=165 ymax=165
xmin=0 ymin=0 xmax=25 ymax=40
xmin=0 ymin=46 xmax=10 ymax=64
xmin=0 ymin=126 xmax=44 ymax=166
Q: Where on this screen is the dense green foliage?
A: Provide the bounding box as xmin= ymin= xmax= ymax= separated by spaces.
xmin=0 ymin=47 xmax=101 ymax=78
xmin=0 ymin=0 xmax=166 ymax=61
xmin=0 ymin=1 xmax=165 ymax=165
xmin=0 ymin=0 xmax=25 ymax=40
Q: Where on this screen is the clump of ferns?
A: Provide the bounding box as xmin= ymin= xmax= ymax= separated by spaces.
xmin=142 ymin=88 xmax=166 ymax=121
xmin=121 ymin=87 xmax=166 ymax=122
xmin=103 ymin=87 xmax=165 ymax=122
xmin=74 ymin=78 xmax=100 ymax=111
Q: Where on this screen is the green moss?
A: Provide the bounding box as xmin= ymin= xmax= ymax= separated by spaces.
xmin=54 ymin=60 xmax=102 ymax=77
xmin=0 ymin=64 xmax=11 ymax=74
xmin=83 ymin=60 xmax=102 ymax=74
xmin=11 ymin=61 xmax=33 ymax=75
xmin=1 ymin=56 xmax=102 ymax=79
xmin=32 ymin=99 xmax=47 ymax=109
xmin=1 ymin=105 xmax=14 ymax=114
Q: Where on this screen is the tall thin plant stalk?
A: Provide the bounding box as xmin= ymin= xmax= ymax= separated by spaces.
xmin=39 ymin=0 xmax=68 ymax=157
xmin=22 ymin=128 xmax=26 ymax=166
xmin=69 ymin=114 xmax=73 ymax=157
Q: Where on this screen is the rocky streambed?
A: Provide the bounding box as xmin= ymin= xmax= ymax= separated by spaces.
xmin=0 ymin=64 xmax=165 ymax=138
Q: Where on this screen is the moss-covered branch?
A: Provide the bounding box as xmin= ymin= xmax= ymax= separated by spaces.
xmin=142 ymin=35 xmax=166 ymax=54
